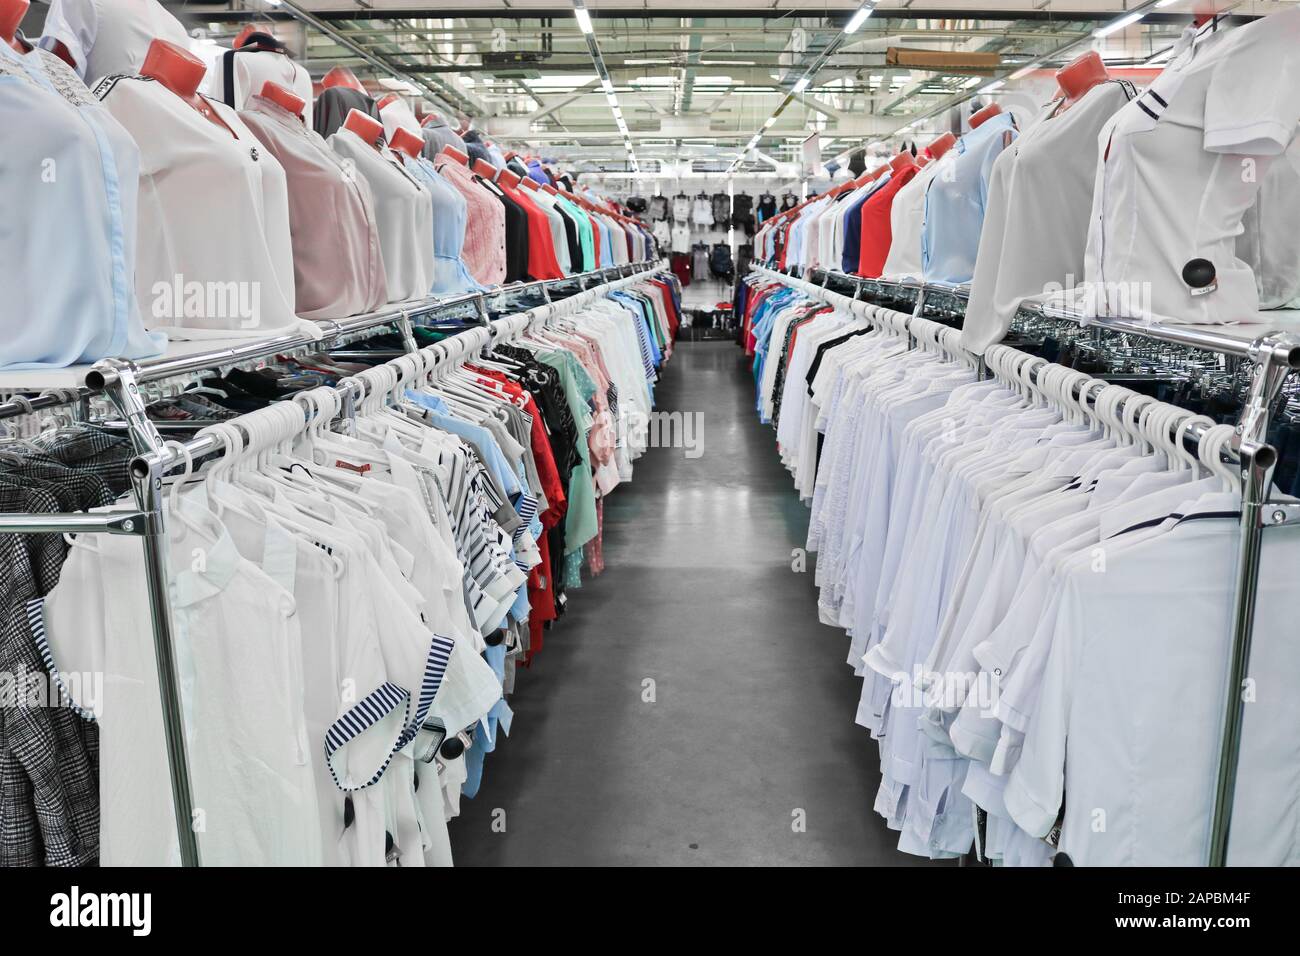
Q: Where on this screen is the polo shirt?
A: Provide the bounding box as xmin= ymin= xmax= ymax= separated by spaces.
xmin=1082 ymin=10 xmax=1300 ymax=325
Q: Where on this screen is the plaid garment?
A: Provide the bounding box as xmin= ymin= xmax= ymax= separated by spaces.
xmin=0 ymin=436 xmax=118 ymax=867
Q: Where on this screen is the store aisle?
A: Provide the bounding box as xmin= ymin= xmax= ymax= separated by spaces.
xmin=453 ymin=341 xmax=929 ymax=866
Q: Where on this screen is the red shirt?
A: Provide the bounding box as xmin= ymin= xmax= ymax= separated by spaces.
xmin=857 ymin=165 xmax=918 ymax=278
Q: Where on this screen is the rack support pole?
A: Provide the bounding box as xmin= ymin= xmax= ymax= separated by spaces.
xmin=1208 ymin=332 xmax=1294 ymax=866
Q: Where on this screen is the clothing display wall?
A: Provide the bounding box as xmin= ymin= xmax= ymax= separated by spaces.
xmin=741 ymin=270 xmax=1300 ymax=866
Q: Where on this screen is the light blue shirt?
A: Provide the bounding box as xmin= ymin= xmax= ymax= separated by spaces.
xmin=0 ymin=42 xmax=165 ymax=370
xmin=401 ymin=154 xmax=485 ymax=295
xmin=922 ymin=111 xmax=1018 ymax=285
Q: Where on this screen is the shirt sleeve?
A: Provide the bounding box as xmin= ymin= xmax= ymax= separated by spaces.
xmin=1002 ymin=577 xmax=1081 ymax=838
xmin=1203 ymin=8 xmax=1300 ymax=156
xmin=37 ymin=0 xmax=97 ymax=79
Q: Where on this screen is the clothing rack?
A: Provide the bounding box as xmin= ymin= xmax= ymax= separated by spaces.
xmin=749 ymin=262 xmax=1300 ymax=867
xmin=0 ymin=260 xmax=663 ymax=867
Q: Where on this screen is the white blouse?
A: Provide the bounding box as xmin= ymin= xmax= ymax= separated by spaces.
xmin=95 ymin=74 xmax=309 ymax=339
xmin=329 ymin=127 xmax=435 ymax=303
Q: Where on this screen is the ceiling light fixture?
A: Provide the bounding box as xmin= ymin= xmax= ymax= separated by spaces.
xmin=844 ymin=2 xmax=876 ymax=35
xmin=792 ymin=76 xmax=811 ymax=93
xmin=1094 ymin=11 xmax=1145 ymax=38
xmin=573 ymin=4 xmax=594 ymax=35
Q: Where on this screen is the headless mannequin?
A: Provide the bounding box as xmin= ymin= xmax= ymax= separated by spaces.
xmin=260 ymin=80 xmax=305 ymax=121
xmin=1055 ymin=50 xmax=1110 ymax=113
xmin=1 ymin=0 xmax=28 ymax=54
xmin=969 ymin=102 xmax=1003 ymax=128
xmin=341 ymin=107 xmax=384 ymax=149
xmin=322 ymin=66 xmax=365 ymax=92
xmin=142 ymin=39 xmax=237 ymax=138
xmin=471 ymin=157 xmax=498 ymax=180
xmin=498 ymin=169 xmax=522 ymax=189
xmin=439 ymin=145 xmax=469 ymax=166
xmin=389 ymin=126 xmax=423 ymax=160
xmin=926 ymin=132 xmax=957 ymax=160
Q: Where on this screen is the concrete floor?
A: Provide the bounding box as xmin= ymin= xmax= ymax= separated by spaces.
xmin=452 ymin=340 xmax=931 ymax=866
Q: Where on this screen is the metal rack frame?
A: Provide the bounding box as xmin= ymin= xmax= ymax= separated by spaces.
xmin=750 ymin=263 xmax=1300 ymax=867
xmin=0 ymin=260 xmax=662 ymax=867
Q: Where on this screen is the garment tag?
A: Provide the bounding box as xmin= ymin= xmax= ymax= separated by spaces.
xmin=334 ymin=459 xmax=372 ymax=475
xmin=1189 ymin=280 xmax=1218 ymax=297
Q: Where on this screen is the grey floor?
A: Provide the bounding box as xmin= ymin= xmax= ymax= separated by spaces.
xmin=452 ymin=340 xmax=931 ymax=866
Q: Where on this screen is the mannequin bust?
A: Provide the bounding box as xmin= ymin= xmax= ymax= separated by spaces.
xmin=322 ymin=66 xmax=365 ymax=92
xmin=890 ymin=151 xmax=917 ymax=172
xmin=498 ymin=169 xmax=522 ymax=189
xmin=234 ymin=23 xmax=279 ymax=50
xmin=969 ymin=102 xmax=1003 ymax=128
xmin=341 ymin=108 xmax=384 ymax=148
xmin=925 ymin=132 xmax=957 ymax=160
xmin=260 ymin=80 xmax=305 ymax=121
xmin=471 ymin=157 xmax=498 ymax=180
xmin=421 ymin=111 xmax=445 ymax=128
xmin=142 ymin=39 xmax=237 ymax=137
xmin=389 ymin=126 xmax=423 ymax=159
xmin=375 ymin=92 xmax=398 ymax=111
xmin=1056 ymin=50 xmax=1109 ymax=109
xmin=1 ymin=0 xmax=29 ymax=53
xmin=439 ymin=145 xmax=469 ymax=166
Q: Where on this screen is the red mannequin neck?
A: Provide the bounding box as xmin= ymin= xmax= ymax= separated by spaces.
xmin=142 ymin=38 xmax=206 ymax=98
xmin=925 ymin=132 xmax=956 ymax=160
xmin=498 ymin=169 xmax=522 ymax=189
xmin=520 ymin=178 xmax=540 ymax=191
xmin=542 ymin=183 xmax=559 ymax=195
xmin=890 ymin=151 xmax=916 ymax=172
xmin=1057 ymin=50 xmax=1109 ymax=102
xmin=234 ymin=24 xmax=278 ymax=50
xmin=342 ymin=108 xmax=384 ymax=149
xmin=260 ymin=80 xmax=305 ymax=120
xmin=322 ymin=66 xmax=365 ymax=92
xmin=390 ymin=126 xmax=423 ymax=159
xmin=376 ymin=92 xmax=398 ymax=111
xmin=0 ymin=0 xmax=29 ymax=52
xmin=471 ymin=158 xmax=498 ymax=179
xmin=969 ymin=103 xmax=1003 ymax=128
xmin=440 ymin=145 xmax=469 ymax=166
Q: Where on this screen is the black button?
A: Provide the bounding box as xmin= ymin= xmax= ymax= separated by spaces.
xmin=1053 ymin=851 xmax=1074 ymax=867
xmin=344 ymin=795 xmax=355 ymax=828
xmin=485 ymin=628 xmax=506 ymax=647
xmin=1182 ymin=258 xmax=1216 ymax=289
xmin=440 ymin=734 xmax=466 ymax=759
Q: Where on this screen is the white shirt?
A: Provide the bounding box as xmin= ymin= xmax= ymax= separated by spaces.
xmin=670 ymin=222 xmax=691 ymax=254
xmin=329 ymin=127 xmax=435 ymax=303
xmin=95 ymin=74 xmax=307 ymax=339
xmin=209 ymin=46 xmax=315 ymax=132
xmin=40 ymin=0 xmax=192 ymax=85
xmin=1081 ymin=11 xmax=1300 ymax=325
xmin=961 ymin=81 xmax=1133 ymax=355
xmin=40 ymin=501 xmax=322 ymax=866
